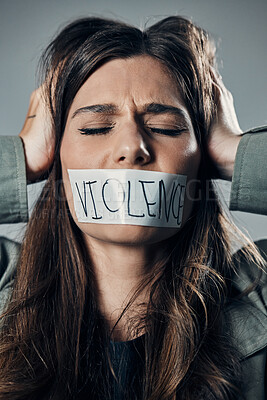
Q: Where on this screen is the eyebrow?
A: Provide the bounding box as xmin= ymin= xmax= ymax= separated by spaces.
xmin=72 ymin=104 xmax=117 ymax=118
xmin=72 ymin=102 xmax=189 ymax=121
xmin=144 ymin=103 xmax=189 ymax=120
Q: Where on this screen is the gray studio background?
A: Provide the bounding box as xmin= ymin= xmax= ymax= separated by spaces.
xmin=0 ymin=0 xmax=267 ymax=243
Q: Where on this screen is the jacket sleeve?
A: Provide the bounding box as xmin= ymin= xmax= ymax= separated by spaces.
xmin=230 ymin=126 xmax=267 ymax=215
xmin=0 ymin=136 xmax=28 ymax=223
xmin=0 ymin=136 xmax=27 ymax=312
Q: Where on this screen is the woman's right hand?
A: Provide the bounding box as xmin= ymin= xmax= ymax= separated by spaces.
xmin=19 ymin=86 xmax=55 ymax=182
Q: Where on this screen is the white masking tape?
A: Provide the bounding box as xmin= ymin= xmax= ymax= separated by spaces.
xmin=68 ymin=169 xmax=187 ymax=228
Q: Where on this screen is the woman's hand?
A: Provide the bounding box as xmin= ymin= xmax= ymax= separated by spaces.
xmin=208 ymin=69 xmax=243 ymax=180
xmin=19 ymin=86 xmax=55 ymax=182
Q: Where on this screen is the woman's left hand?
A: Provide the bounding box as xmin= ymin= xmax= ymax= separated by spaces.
xmin=208 ymin=69 xmax=243 ymax=180
xmin=19 ymin=86 xmax=55 ymax=182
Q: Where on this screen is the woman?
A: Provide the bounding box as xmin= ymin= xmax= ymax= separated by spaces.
xmin=0 ymin=16 xmax=266 ymax=400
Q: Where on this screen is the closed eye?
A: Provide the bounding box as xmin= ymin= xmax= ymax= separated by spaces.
xmin=78 ymin=126 xmax=187 ymax=136
xmin=148 ymin=127 xmax=187 ymax=136
xmin=78 ymin=127 xmax=114 ymax=135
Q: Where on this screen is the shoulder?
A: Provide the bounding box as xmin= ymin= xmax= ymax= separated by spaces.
xmin=223 ymin=240 xmax=267 ymax=398
xmin=224 ymin=239 xmax=267 ymax=358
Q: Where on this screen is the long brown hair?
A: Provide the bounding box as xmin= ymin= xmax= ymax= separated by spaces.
xmin=0 ymin=16 xmax=263 ymax=399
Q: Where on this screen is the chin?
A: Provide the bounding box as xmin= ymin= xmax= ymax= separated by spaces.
xmin=78 ymin=222 xmax=179 ymax=246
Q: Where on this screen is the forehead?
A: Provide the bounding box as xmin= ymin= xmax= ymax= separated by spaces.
xmin=69 ymin=55 xmax=185 ymax=112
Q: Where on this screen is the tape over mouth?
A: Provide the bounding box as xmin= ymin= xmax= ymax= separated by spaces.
xmin=68 ymin=169 xmax=187 ymax=228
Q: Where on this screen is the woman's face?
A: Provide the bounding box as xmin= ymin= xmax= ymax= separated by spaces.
xmin=60 ymin=55 xmax=201 ymax=245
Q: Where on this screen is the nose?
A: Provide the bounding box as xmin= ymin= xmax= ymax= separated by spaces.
xmin=112 ymin=123 xmax=152 ymax=167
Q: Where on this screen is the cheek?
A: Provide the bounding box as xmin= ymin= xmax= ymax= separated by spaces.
xmin=60 ymin=133 xmax=110 ymax=171
xmin=164 ymin=136 xmax=200 ymax=178
xmin=60 ymin=134 xmax=89 ymax=169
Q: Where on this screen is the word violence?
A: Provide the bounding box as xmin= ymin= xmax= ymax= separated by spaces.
xmin=70 ymin=174 xmax=186 ymax=228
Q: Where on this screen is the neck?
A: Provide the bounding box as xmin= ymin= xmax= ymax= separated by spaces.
xmin=84 ymin=236 xmax=165 ymax=341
